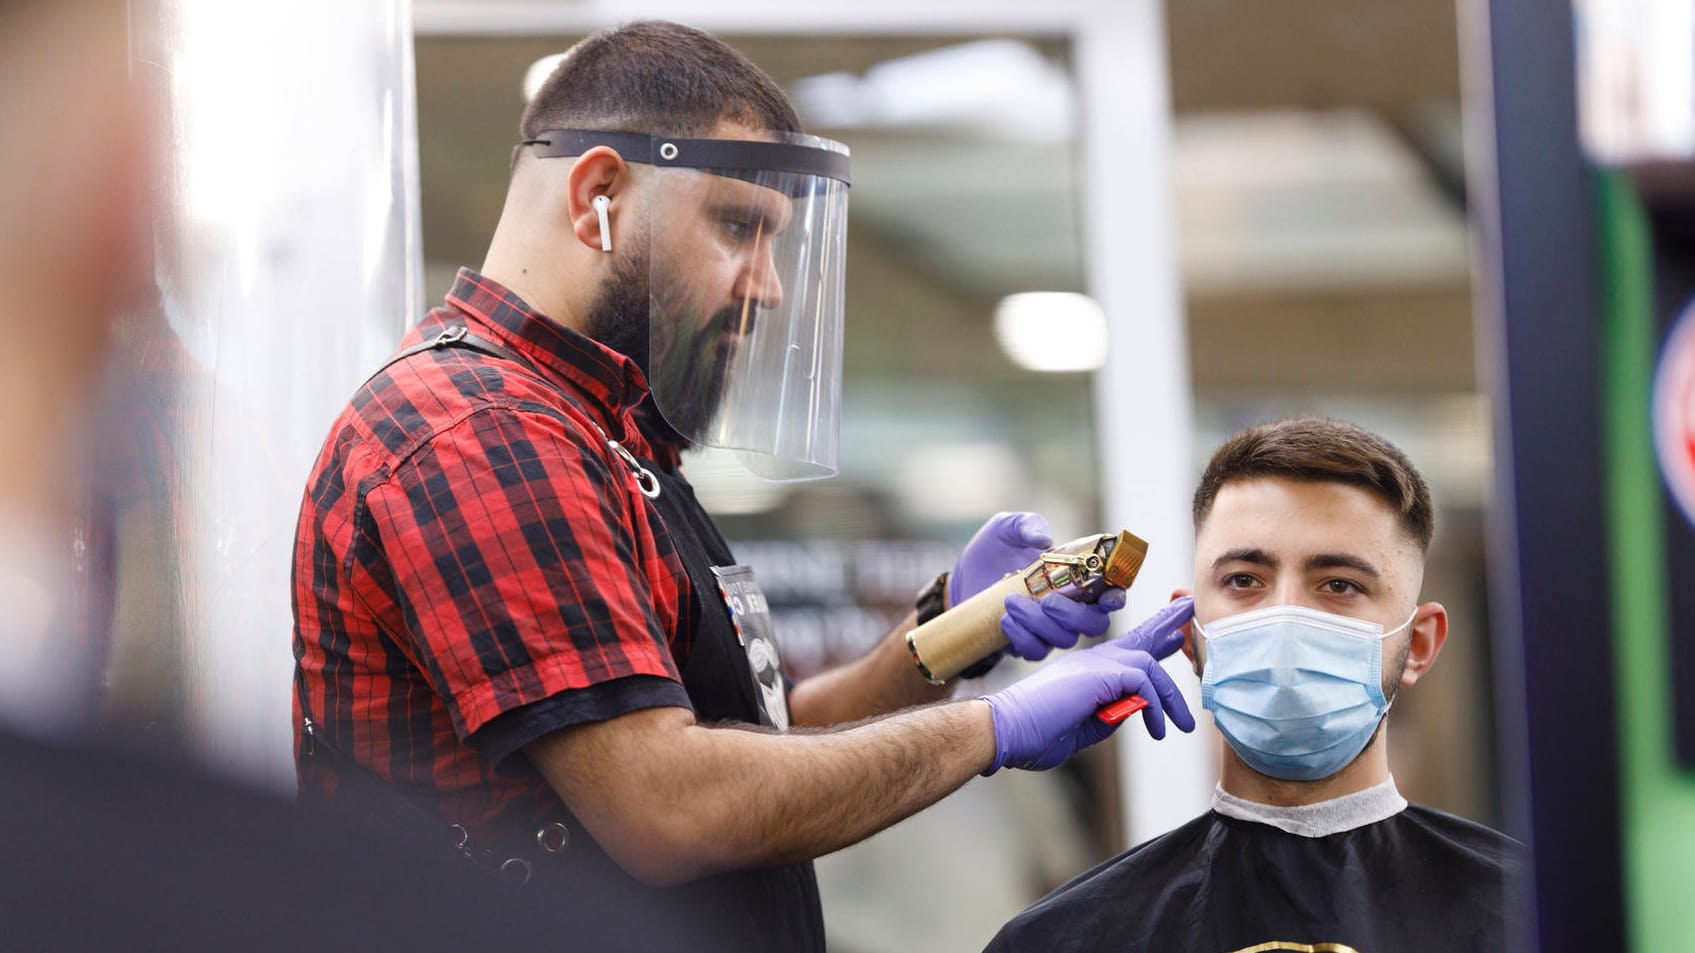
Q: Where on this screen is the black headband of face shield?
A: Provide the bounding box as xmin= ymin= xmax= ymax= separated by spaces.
xmin=521 ymin=128 xmax=852 ymax=189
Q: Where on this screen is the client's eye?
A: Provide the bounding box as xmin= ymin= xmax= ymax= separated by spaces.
xmin=1321 ymin=578 xmax=1363 ymax=595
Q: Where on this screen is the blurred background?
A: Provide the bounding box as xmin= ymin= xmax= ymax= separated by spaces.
xmin=58 ymin=0 xmax=1695 ymax=950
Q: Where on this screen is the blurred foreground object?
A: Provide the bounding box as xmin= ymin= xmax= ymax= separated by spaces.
xmin=0 ymin=3 xmax=608 ymax=949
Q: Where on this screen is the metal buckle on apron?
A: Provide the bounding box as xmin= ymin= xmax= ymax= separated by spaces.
xmin=606 ymin=437 xmax=661 ymax=498
xmin=537 ymin=821 xmax=571 ymax=854
xmin=451 ymin=821 xmax=571 ymax=888
xmin=499 ymin=857 xmax=534 ymax=886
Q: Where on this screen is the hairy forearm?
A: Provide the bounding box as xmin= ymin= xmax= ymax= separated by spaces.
xmin=690 ymin=701 xmax=994 ymax=872
xmin=787 ymin=609 xmax=954 ymax=727
xmin=529 ymin=700 xmax=996 ymax=885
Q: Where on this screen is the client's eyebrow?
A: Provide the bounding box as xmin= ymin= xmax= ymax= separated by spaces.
xmin=1305 ymin=553 xmax=1382 ymax=578
xmin=1210 ymin=548 xmax=1382 ymax=580
xmin=1212 ymin=547 xmax=1277 ymax=571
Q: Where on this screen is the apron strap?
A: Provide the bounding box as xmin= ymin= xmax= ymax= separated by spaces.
xmin=364 ymin=326 xmax=660 ymax=498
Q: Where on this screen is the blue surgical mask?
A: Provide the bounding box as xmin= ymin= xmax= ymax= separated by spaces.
xmin=1198 ymin=604 xmax=1416 ymax=782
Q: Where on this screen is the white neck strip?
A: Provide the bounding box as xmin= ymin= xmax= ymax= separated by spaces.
xmin=1211 ymin=776 xmax=1407 ymax=838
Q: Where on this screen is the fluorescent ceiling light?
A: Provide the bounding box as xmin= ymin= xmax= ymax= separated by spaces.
xmin=993 ymin=292 xmax=1107 ymax=372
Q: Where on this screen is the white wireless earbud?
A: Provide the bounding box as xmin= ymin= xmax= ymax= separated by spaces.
xmin=592 ymin=194 xmax=612 ymax=252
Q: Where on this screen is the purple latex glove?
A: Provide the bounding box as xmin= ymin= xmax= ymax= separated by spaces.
xmin=981 ymin=597 xmax=1196 ymax=774
xmin=953 ymin=512 xmax=1104 ymax=662
xmin=949 ymin=512 xmax=1053 ymax=609
xmin=1113 ymin=595 xmax=1194 ymax=658
xmin=1001 ymin=587 xmax=1125 ymax=660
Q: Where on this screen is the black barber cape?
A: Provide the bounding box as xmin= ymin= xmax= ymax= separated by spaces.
xmin=985 ymin=782 xmax=1521 ymax=953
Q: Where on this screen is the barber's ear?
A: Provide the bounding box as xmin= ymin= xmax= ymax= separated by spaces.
xmin=566 ymin=146 xmax=630 ymax=253
xmin=1171 ymin=587 xmax=1201 ymax=676
xmin=1398 ymin=602 xmax=1449 ymax=688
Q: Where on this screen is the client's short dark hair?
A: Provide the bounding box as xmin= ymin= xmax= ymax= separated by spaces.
xmin=1193 ymin=416 xmax=1435 ymax=552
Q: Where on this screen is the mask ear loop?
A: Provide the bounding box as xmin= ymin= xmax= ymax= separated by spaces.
xmin=1381 ymin=606 xmax=1420 ymax=639
xmin=1378 ymin=606 xmax=1423 ymax=710
xmin=592 ymin=194 xmax=612 ymax=252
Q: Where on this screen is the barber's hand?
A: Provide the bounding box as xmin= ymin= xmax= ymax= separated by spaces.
xmin=950 ymin=512 xmax=1053 ymax=608
xmin=954 ymin=511 xmax=1115 ymax=663
xmin=1001 ymin=587 xmax=1125 ymax=660
xmin=981 ymin=598 xmax=1196 ymax=774
xmin=1117 ymin=595 xmax=1194 ymax=658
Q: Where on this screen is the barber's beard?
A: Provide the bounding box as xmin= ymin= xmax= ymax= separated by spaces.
xmin=584 ymin=254 xmax=741 ymax=448
xmin=653 ymin=309 xmax=740 ymax=445
xmin=622 ymin=300 xmax=739 ymax=451
xmin=585 ymin=248 xmax=651 ymax=379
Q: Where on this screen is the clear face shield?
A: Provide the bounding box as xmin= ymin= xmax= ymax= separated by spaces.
xmin=526 ymin=129 xmax=851 ymax=481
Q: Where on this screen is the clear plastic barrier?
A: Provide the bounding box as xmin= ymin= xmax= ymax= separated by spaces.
xmin=85 ymin=0 xmax=420 ymax=789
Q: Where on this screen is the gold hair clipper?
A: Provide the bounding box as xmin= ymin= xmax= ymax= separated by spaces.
xmin=905 ymin=530 xmax=1149 ymax=684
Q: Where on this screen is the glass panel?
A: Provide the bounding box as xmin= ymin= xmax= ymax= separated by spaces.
xmin=80 ymin=0 xmax=420 ymax=788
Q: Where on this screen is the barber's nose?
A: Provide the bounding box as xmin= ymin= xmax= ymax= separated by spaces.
xmin=735 ymin=249 xmax=784 ymax=310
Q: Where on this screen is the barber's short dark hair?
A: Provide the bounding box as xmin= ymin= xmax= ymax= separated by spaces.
xmin=520 ymin=20 xmax=800 ymax=143
xmin=1193 ymin=416 xmax=1435 ymax=552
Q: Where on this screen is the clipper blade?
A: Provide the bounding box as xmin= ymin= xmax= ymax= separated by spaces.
xmin=1101 ymin=530 xmax=1149 ymax=589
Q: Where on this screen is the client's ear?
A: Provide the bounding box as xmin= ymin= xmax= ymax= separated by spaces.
xmin=1399 ymin=602 xmax=1450 ymax=688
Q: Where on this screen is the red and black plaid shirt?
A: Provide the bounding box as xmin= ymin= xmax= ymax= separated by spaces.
xmin=292 ymin=268 xmax=694 ymax=836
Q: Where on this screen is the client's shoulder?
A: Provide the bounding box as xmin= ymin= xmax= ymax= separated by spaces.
xmin=985 ymin=811 xmax=1220 ymax=950
xmin=1072 ymin=809 xmax=1223 ymax=891
xmin=1398 ymin=801 xmax=1524 ymax=868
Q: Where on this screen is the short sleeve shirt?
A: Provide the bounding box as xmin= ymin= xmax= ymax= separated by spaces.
xmin=291 ymin=269 xmax=695 ymax=835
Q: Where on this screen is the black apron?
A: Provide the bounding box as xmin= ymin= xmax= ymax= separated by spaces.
xmin=613 ymin=459 xmax=824 ymax=953
xmin=511 ymin=455 xmax=823 ymax=953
